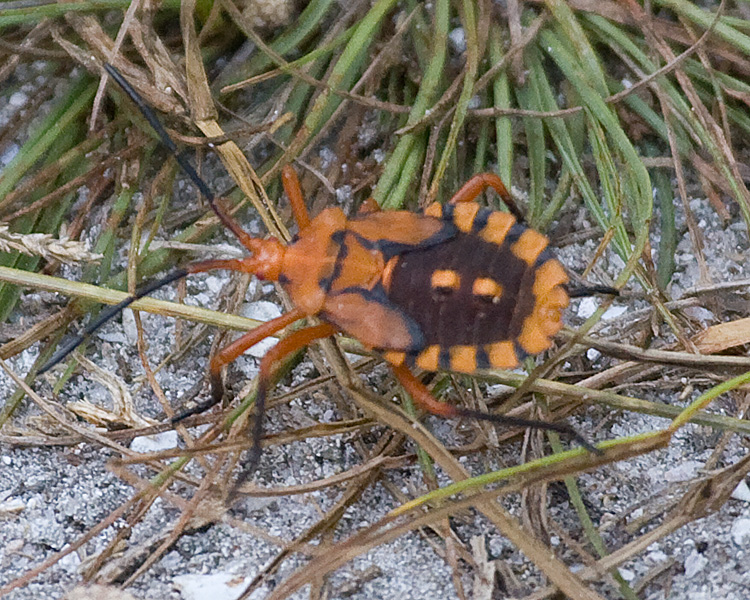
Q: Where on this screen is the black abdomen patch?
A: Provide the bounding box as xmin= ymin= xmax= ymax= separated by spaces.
xmin=382 ymin=205 xmax=567 ymax=373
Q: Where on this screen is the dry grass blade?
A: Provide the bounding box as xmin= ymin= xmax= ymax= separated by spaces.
xmin=0 ymin=265 xmax=264 ymax=332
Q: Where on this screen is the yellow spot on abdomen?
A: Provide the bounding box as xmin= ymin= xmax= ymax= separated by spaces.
xmin=487 ymin=341 xmax=518 ymax=368
xmin=431 ymin=269 xmax=461 ymax=290
xmin=424 ymin=203 xmax=443 ymax=218
xmin=517 ymin=321 xmax=551 ymax=354
xmin=533 ymin=259 xmax=569 ymax=296
xmin=472 ymin=277 xmax=503 ymax=300
xmin=383 ymin=351 xmax=406 ymax=367
xmin=517 ymin=258 xmax=570 ymax=354
xmin=452 ymin=203 xmax=480 ymax=233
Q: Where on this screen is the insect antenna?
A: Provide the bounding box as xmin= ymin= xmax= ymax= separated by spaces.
xmin=38 ymin=268 xmax=189 ymax=374
xmin=567 ymin=284 xmax=619 ymax=298
xmin=103 ymin=65 xmax=260 ymax=249
xmin=38 ymin=65 xmax=238 ymax=375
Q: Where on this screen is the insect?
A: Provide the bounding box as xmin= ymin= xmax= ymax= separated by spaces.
xmin=41 ymin=65 xmax=613 ymax=485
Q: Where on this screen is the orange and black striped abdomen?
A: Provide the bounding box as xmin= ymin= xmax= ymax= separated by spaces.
xmin=382 ymin=204 xmax=570 ymax=373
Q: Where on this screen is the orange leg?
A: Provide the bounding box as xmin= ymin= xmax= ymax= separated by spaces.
xmin=390 ymin=363 xmax=599 ymax=453
xmin=281 ymin=165 xmax=312 ymax=231
xmin=173 ymin=308 xmax=305 ymax=421
xmin=390 ymin=363 xmax=456 ymax=418
xmin=448 ymin=173 xmax=524 ymax=221
xmin=232 ymin=322 xmax=338 ymax=490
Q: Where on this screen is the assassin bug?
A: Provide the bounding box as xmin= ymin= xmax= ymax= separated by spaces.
xmin=41 ymin=65 xmax=613 ymax=483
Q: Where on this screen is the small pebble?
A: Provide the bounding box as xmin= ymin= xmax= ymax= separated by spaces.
xmin=731 ymin=480 xmax=750 ymax=503
xmin=97 ymin=331 xmax=128 ymax=344
xmin=59 ymin=548 xmax=82 ymax=572
xmin=131 ymin=431 xmax=180 ymax=453
xmin=0 ymin=498 xmax=25 ymax=514
xmin=449 ymin=27 xmax=467 ymax=53
xmin=647 ymin=549 xmax=668 ymax=562
xmin=602 ymin=304 xmax=627 ymax=320
xmin=173 ymin=573 xmax=251 ymax=600
xmin=9 ymin=91 xmax=27 ymax=107
xmin=586 ymin=348 xmax=601 ymax=361
xmin=240 ymin=301 xmax=282 ymax=357
xmin=663 ymin=460 xmax=704 ymax=483
xmin=0 ymin=143 xmax=19 ymax=167
xmin=122 ymin=308 xmax=137 ymax=344
xmin=577 ymin=297 xmax=598 ymax=319
xmin=731 ymin=518 xmax=750 ymax=546
xmin=683 ymin=549 xmax=708 ymax=578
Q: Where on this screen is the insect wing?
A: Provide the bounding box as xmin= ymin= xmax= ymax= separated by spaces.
xmin=322 ymin=287 xmax=425 ymax=352
xmin=347 ymin=211 xmax=456 ymax=258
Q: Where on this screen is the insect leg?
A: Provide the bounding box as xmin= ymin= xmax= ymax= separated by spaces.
xmin=38 ymin=268 xmax=192 ymax=374
xmin=390 ymin=363 xmax=600 ymax=453
xmin=281 ymin=165 xmax=312 ymax=230
xmin=447 ymin=172 xmax=524 ymax=221
xmin=174 ymin=308 xmax=305 ymax=421
xmin=567 ymin=284 xmax=619 ymax=297
xmin=231 ymin=322 xmax=337 ymax=492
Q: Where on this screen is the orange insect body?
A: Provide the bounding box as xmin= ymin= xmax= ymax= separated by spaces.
xmin=255 ymin=168 xmax=570 ymax=376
